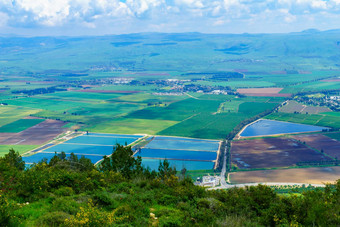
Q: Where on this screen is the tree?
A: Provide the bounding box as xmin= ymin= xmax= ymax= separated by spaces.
xmin=158 ymin=159 xmax=176 ymax=180
xmin=1 ymin=148 xmax=25 ymax=170
xmin=100 ymin=144 xmax=143 ymax=178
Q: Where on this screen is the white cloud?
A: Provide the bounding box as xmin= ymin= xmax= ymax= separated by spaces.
xmin=0 ymin=11 xmax=8 ymax=26
xmin=0 ymin=0 xmax=339 ymax=34
xmin=15 ymin=0 xmax=70 ymax=26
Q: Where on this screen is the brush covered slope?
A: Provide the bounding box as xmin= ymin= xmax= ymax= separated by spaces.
xmin=0 ymin=148 xmax=339 ymax=226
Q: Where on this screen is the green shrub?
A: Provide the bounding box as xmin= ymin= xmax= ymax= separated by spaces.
xmin=36 ymin=211 xmax=70 ymax=227
xmin=92 ymin=190 xmax=117 ymax=210
xmin=54 ymin=187 xmax=74 ymax=197
xmin=50 ymin=197 xmax=79 ymax=215
xmin=158 ymin=194 xmax=178 ymax=206
xmin=0 ymin=194 xmax=10 ymax=225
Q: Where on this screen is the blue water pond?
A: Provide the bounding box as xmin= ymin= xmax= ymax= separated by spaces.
xmin=240 ymin=119 xmax=329 ymax=137
xmin=135 ymin=148 xmax=217 ymax=161
xmin=144 ymin=136 xmax=219 ymax=152
xmin=141 ymin=158 xmax=215 ymax=171
xmin=22 ymin=133 xmax=142 ymax=164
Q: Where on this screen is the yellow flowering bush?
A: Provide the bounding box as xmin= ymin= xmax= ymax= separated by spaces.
xmin=64 ymin=199 xmax=128 ymax=226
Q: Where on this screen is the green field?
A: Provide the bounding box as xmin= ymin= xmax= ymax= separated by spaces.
xmin=280 ymin=80 xmax=340 ymax=94
xmin=158 ymin=112 xmax=248 ymax=139
xmin=325 ymin=132 xmax=340 ymax=141
xmin=0 ymin=106 xmax=41 ymax=127
xmin=265 ymin=112 xmax=340 ymax=129
xmin=238 ymin=102 xmax=278 ymax=115
xmin=40 ymin=91 xmax=126 ymax=101
xmin=0 ymin=118 xmax=45 ymax=133
xmin=193 ymin=80 xmax=276 ymax=88
xmin=84 ymin=118 xmax=179 ymax=135
xmin=0 ymin=145 xmax=38 ymax=156
xmin=126 ymin=98 xmax=222 ymax=121
xmin=116 ymin=92 xmax=187 ymax=103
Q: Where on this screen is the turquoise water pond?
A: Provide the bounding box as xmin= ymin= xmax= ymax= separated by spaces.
xmin=145 ymin=136 xmax=219 ymax=151
xmin=134 ymin=148 xmax=217 ymax=161
xmin=23 ymin=152 xmax=104 ymax=164
xmin=240 ymin=119 xmax=329 ymax=137
xmin=23 ymin=133 xmax=219 ymax=171
xmin=22 ymin=133 xmax=142 ymax=164
xmin=135 ymin=136 xmax=219 ymax=170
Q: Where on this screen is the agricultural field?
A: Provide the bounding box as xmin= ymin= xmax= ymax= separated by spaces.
xmin=237 ymin=88 xmax=291 ymax=97
xmin=326 ymin=132 xmax=340 ymax=141
xmin=192 ymin=80 xmax=276 ymax=88
xmin=291 ymin=134 xmax=340 ymax=159
xmin=229 ymin=166 xmax=340 ymax=184
xmin=280 ymin=80 xmax=340 ymax=94
xmin=0 ymin=118 xmax=45 ymax=133
xmin=265 ymin=112 xmax=340 ymax=129
xmin=231 ymin=137 xmax=332 ymax=169
xmin=0 ymin=145 xmax=39 ymax=157
xmin=0 ymin=105 xmax=41 ymax=127
xmin=279 ymin=100 xmax=331 ymax=114
xmin=0 ymin=119 xmax=67 ymax=145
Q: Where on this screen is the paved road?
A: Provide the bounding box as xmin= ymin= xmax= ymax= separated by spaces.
xmin=208 ymin=182 xmax=326 ymax=190
xmin=220 ymin=141 xmax=228 ymax=187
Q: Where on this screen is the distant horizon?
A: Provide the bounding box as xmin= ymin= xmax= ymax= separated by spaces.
xmin=2 ymin=27 xmax=340 ymax=38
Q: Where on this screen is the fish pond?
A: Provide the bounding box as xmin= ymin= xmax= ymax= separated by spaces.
xmin=23 ymin=133 xmax=143 ymax=164
xmin=240 ymin=119 xmax=329 ymax=137
xmin=134 ymin=136 xmax=220 ymax=171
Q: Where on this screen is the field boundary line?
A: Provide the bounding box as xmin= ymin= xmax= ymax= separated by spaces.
xmin=185 ymin=92 xmax=199 ymax=99
xmin=154 ymin=134 xmax=220 ymax=142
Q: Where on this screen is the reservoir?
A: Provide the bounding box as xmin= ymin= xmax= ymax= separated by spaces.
xmin=240 ymin=119 xmax=329 ymax=137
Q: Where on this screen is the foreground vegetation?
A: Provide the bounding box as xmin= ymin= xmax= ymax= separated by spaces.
xmin=1 ymin=148 xmax=339 ymax=226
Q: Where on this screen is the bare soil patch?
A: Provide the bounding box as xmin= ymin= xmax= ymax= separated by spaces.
xmin=280 ymin=100 xmax=331 ymax=114
xmin=230 ymin=167 xmax=340 ymax=184
xmin=291 ymin=134 xmax=340 ymax=159
xmin=231 ymin=137 xmax=332 ymax=169
xmin=22 ymin=116 xmax=44 ymax=119
xmin=237 ymin=88 xmax=291 ymax=97
xmin=0 ymin=119 xmax=66 ymax=145
xmin=77 ymin=89 xmax=141 ymax=94
xmin=322 ymin=78 xmax=340 ymax=82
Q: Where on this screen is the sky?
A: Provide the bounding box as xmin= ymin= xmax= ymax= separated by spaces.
xmin=0 ymin=0 xmax=340 ymax=36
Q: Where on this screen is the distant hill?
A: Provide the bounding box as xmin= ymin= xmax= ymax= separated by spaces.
xmin=0 ymin=31 xmax=340 ymax=75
